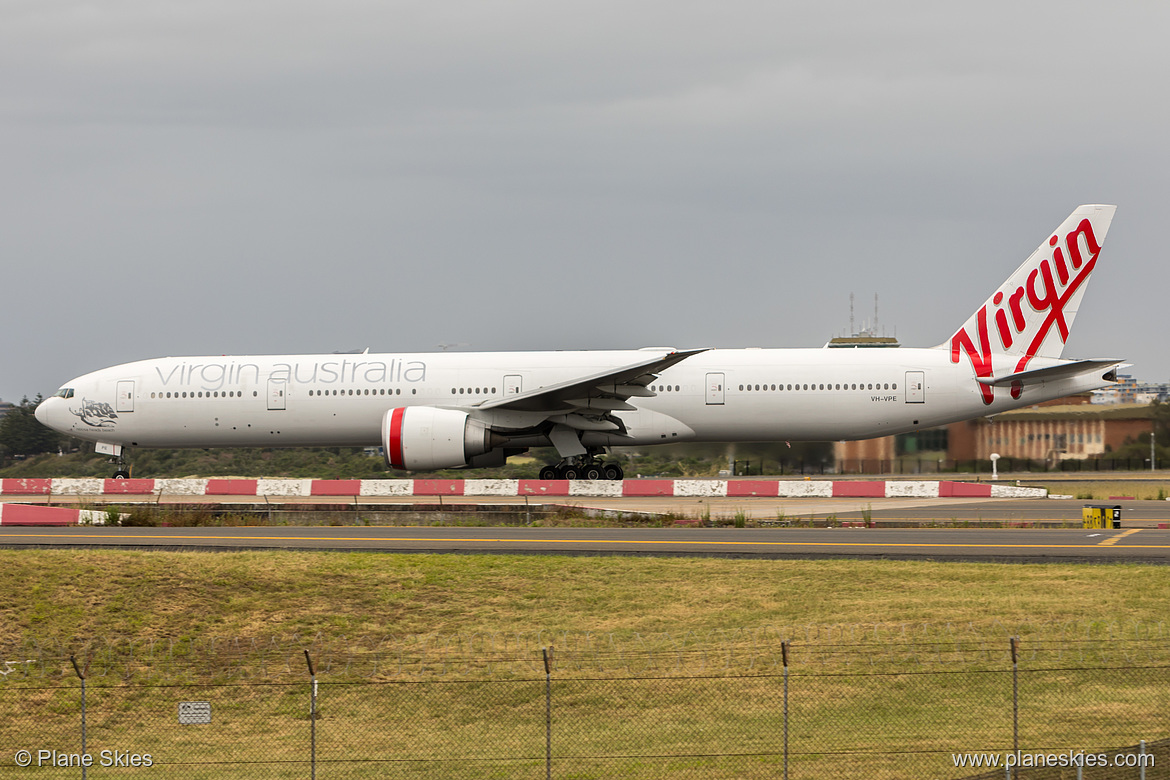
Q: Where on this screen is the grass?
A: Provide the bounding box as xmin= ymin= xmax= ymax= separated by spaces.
xmin=1023 ymin=479 xmax=1170 ymax=500
xmin=3 ymin=551 xmax=1170 ymax=656
xmin=3 ymin=551 xmax=1169 ymax=779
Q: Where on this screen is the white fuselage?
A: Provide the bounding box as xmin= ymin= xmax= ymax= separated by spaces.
xmin=35 ymin=346 xmax=1111 ymax=452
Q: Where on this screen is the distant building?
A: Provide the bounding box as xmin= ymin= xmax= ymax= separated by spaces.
xmin=825 ymin=336 xmax=901 ymax=349
xmin=0 ymin=398 xmax=13 ymax=420
xmin=827 ymin=293 xmax=899 ymax=349
xmin=1091 ymin=375 xmax=1170 ymax=405
xmin=836 ymin=392 xmax=1158 ymax=469
xmin=948 ymin=394 xmax=1152 ymax=462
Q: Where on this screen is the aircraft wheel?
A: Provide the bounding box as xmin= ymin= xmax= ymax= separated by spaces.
xmin=582 ymin=464 xmax=603 ymax=481
xmin=603 ymin=464 xmax=624 ymax=481
xmin=113 ymin=470 xmax=130 ymax=480
xmin=559 ymin=465 xmax=580 ymax=480
xmin=538 ymin=465 xmax=559 ymax=481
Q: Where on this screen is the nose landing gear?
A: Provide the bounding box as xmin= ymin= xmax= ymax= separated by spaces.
xmin=110 ymin=450 xmax=131 ymax=480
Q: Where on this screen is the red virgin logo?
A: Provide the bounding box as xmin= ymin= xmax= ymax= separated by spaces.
xmin=950 ymin=218 xmax=1103 ymax=404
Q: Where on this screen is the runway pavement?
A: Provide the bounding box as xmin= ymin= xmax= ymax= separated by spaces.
xmin=3 ymin=492 xmax=1169 ymax=562
xmin=3 ymin=516 xmax=1169 ymax=563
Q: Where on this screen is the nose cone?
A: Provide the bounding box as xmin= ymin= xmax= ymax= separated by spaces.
xmin=35 ymin=396 xmax=64 ymax=432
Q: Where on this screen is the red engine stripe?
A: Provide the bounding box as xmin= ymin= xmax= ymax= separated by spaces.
xmin=388 ymin=408 xmax=406 ymax=470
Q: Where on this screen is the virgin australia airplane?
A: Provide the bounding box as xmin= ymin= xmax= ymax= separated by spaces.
xmin=37 ymin=205 xmax=1123 ymax=480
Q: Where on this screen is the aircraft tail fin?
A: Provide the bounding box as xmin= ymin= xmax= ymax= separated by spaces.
xmin=940 ymin=204 xmax=1117 ymax=375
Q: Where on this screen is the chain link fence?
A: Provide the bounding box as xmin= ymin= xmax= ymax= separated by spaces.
xmin=2 ymin=623 xmax=1167 ymax=778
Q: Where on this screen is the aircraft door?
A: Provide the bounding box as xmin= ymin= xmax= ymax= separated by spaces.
xmin=905 ymin=371 xmax=925 ymax=403
xmin=116 ymin=380 xmax=135 ymax=413
xmin=705 ymin=373 xmax=725 ymax=405
xmin=267 ymin=378 xmax=287 ymax=410
xmin=504 ymin=375 xmax=522 ymax=397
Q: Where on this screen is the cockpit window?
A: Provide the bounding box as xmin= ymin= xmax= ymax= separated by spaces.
xmin=53 ymin=388 xmax=75 ymax=399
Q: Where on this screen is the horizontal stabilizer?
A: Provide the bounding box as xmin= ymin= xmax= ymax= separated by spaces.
xmin=976 ymin=359 xmax=1122 ymax=387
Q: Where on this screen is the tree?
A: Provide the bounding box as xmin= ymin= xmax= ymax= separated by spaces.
xmin=1107 ymin=399 xmax=1170 ymax=467
xmin=0 ymin=395 xmax=62 ymax=458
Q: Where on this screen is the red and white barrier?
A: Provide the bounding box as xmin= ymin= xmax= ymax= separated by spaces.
xmin=0 ymin=478 xmax=1047 ymax=499
xmin=0 ymin=504 xmax=108 ymax=526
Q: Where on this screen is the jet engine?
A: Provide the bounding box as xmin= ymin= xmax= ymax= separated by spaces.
xmin=382 ymin=407 xmax=505 ymax=470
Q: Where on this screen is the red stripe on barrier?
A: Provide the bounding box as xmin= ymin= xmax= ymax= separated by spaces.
xmin=412 ymin=480 xmax=465 ymax=496
xmin=622 ymin=480 xmax=675 ymax=497
xmin=103 ymin=479 xmax=156 ymax=495
xmin=205 ymin=479 xmax=259 ymax=496
xmin=939 ymin=481 xmax=993 ymax=498
xmin=1 ymin=479 xmax=53 ymax=495
xmin=311 ymin=480 xmax=363 ymax=496
xmin=0 ymin=505 xmax=80 ymax=526
xmin=726 ymin=480 xmax=780 ymax=497
xmin=832 ymin=481 xmax=887 ymax=498
xmin=388 ymin=408 xmax=405 ymax=470
xmin=519 ymin=480 xmax=571 ymax=496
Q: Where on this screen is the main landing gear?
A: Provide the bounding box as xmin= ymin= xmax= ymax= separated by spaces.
xmin=538 ymin=458 xmax=624 ymax=481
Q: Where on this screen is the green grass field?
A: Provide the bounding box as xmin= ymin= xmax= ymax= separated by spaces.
xmin=2 ymin=551 xmax=1168 ymax=778
xmin=5 ymin=550 xmax=1170 ymax=642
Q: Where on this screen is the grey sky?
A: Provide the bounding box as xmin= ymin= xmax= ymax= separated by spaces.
xmin=3 ymin=1 xmax=1166 ymax=402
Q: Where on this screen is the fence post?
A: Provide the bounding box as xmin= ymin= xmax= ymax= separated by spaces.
xmin=1010 ymin=637 xmax=1019 ymax=779
xmin=781 ymin=640 xmax=790 ymax=780
xmin=543 ymin=647 xmax=553 ymax=780
xmin=70 ymin=655 xmax=87 ymax=780
xmin=305 ymin=650 xmax=316 ymax=780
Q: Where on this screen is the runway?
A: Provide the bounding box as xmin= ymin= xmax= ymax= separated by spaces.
xmin=3 ymin=517 xmax=1170 ymax=563
xmin=3 ymin=492 xmax=1168 ymax=562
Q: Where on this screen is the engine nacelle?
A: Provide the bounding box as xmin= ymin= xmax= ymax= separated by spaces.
xmin=382 ymin=407 xmax=498 ymax=471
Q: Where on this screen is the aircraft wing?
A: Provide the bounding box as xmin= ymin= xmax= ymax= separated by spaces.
xmin=976 ymin=359 xmax=1123 ymax=387
xmin=476 ymin=348 xmax=708 ymax=414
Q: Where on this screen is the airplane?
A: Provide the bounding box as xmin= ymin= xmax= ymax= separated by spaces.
xmin=36 ymin=204 xmax=1123 ymax=480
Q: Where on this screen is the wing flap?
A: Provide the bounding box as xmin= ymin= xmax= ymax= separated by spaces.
xmin=477 ymin=348 xmax=708 ymax=414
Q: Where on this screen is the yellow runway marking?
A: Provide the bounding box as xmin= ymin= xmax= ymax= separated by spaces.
xmin=0 ymin=531 xmax=1167 ymax=551
xmin=1098 ymin=528 xmax=1141 ymax=546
